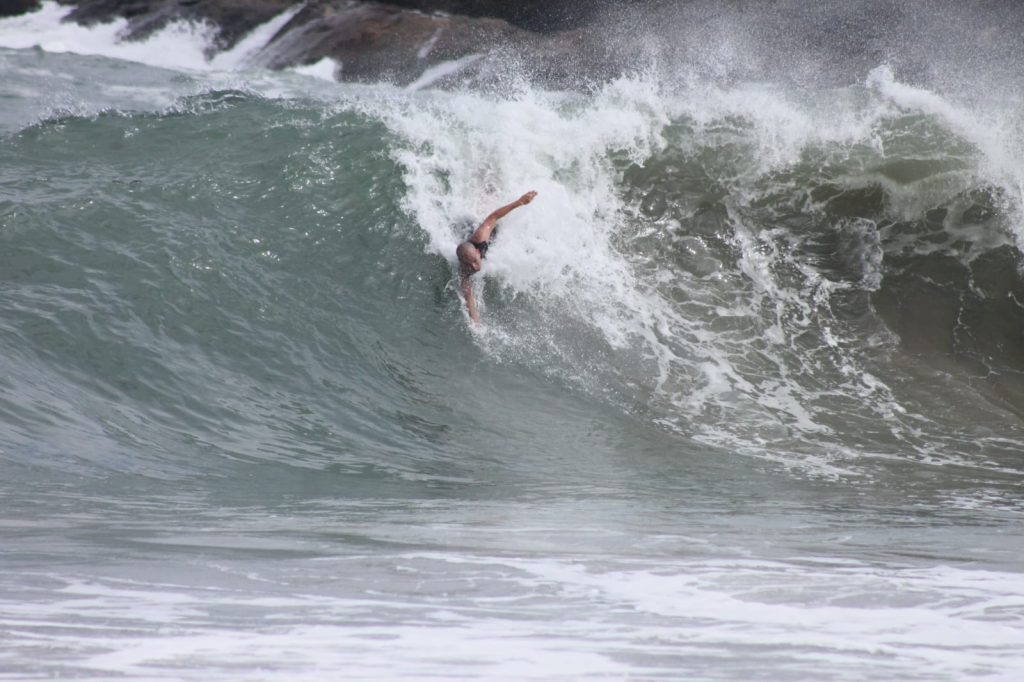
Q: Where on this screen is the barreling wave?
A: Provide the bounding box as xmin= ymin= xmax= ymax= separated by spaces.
xmin=2 ymin=5 xmax=1024 ymax=497
xmin=378 ymin=66 xmax=1024 ymax=478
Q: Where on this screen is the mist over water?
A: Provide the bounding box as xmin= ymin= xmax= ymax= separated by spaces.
xmin=1 ymin=2 xmax=1023 ymax=680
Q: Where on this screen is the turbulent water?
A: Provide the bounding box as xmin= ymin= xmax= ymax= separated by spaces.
xmin=2 ymin=2 xmax=1023 ymax=680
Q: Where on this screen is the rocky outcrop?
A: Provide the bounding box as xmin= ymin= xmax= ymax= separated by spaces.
xmin=0 ymin=0 xmax=41 ymax=17
xmin=258 ymin=1 xmax=623 ymax=87
xmin=259 ymin=2 xmax=525 ymax=83
xmin=13 ymin=1 xmax=1024 ymax=92
xmin=39 ymin=0 xmax=631 ymax=88
xmin=362 ymin=0 xmax=605 ymax=33
xmin=60 ymin=0 xmax=298 ymax=50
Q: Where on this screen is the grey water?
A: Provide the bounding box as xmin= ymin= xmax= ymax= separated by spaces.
xmin=1 ymin=2 xmax=1023 ymax=680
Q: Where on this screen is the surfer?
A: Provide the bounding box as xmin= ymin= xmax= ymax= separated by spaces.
xmin=456 ymin=190 xmax=538 ymax=323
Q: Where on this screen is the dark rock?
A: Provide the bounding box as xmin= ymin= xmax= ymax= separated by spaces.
xmin=0 ymin=0 xmax=41 ymax=17
xmin=259 ymin=1 xmax=627 ymax=88
xmin=16 ymin=0 xmax=1024 ymax=92
xmin=63 ymin=0 xmax=298 ymax=50
xmin=372 ymin=0 xmax=607 ymax=32
xmin=46 ymin=0 xmax=635 ymax=88
xmin=262 ymin=2 xmax=524 ymax=83
xmin=57 ymin=0 xmax=612 ymax=33
xmin=0 ymin=0 xmax=639 ymax=88
xmin=171 ymin=0 xmax=297 ymax=48
xmin=57 ymin=0 xmax=170 ymax=24
xmin=47 ymin=0 xmax=997 ymax=91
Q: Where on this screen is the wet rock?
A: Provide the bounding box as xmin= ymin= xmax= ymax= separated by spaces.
xmin=376 ymin=1 xmax=604 ymax=32
xmin=261 ymin=2 xmax=524 ymax=84
xmin=253 ymin=1 xmax=625 ymax=88
xmin=62 ymin=0 xmax=297 ymax=50
xmin=15 ymin=1 xmax=634 ymax=87
xmin=0 ymin=0 xmax=40 ymax=17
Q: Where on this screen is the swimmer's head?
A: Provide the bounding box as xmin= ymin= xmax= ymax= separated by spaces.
xmin=456 ymin=241 xmax=483 ymax=275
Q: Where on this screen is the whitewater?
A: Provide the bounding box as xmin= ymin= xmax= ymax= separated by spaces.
xmin=1 ymin=2 xmax=1023 ymax=680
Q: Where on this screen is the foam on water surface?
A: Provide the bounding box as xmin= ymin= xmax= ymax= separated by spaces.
xmin=0 ymin=2 xmax=301 ymax=74
xmin=0 ymin=2 xmax=215 ymax=71
xmin=4 ymin=546 xmax=1023 ymax=681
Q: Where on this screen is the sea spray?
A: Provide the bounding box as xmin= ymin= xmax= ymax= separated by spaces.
xmin=366 ymin=64 xmax=1024 ymax=473
xmin=373 ymin=77 xmax=680 ymax=393
xmin=0 ymin=2 xmax=304 ymax=75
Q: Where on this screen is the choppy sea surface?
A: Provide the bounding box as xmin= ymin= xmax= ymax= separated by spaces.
xmin=1 ymin=3 xmax=1023 ymax=680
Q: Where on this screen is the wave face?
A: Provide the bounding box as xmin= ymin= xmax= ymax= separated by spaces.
xmin=1 ymin=4 xmax=1024 ymax=681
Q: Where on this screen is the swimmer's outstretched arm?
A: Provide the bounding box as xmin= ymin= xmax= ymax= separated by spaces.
xmin=468 ymin=190 xmax=537 ymax=244
xmin=461 ymin=275 xmax=480 ymax=324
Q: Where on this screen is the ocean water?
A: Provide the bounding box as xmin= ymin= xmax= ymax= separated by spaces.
xmin=1 ymin=2 xmax=1023 ymax=680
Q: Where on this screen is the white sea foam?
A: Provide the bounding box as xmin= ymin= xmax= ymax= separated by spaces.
xmin=0 ymin=2 xmax=215 ymax=71
xmin=868 ymin=65 xmax=1024 ymax=247
xmin=0 ymin=1 xmax=301 ymax=74
xmin=362 ymin=64 xmax=1024 ymax=475
xmin=369 ymin=75 xmax=687 ymax=409
xmin=4 ymin=553 xmax=1023 ymax=681
xmin=290 ymin=56 xmax=340 ymax=82
xmin=211 ymin=4 xmax=303 ymax=70
xmin=406 ymin=53 xmax=483 ymax=91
